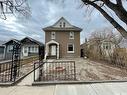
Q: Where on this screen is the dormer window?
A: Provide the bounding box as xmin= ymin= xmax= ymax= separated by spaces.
xmin=60 ymin=22 xmax=62 ymax=27
xmin=63 ymin=22 xmax=65 ymax=27
xmin=51 ymin=32 xmax=56 ymax=39
xmin=59 ymin=22 xmax=66 ymax=27
xmin=69 ymin=32 xmax=74 ymax=39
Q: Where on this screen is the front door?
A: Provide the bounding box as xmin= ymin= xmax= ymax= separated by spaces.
xmin=51 ymin=45 xmax=56 ymax=56
xmin=23 ymin=46 xmax=28 ymax=57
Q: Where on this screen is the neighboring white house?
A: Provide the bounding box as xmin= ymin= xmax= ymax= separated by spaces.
xmin=101 ymin=40 xmax=116 ymax=57
xmin=20 ymin=37 xmax=43 ymax=58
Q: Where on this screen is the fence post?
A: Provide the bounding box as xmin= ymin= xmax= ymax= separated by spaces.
xmin=33 ymin=62 xmax=35 ymax=82
xmin=74 ymin=61 xmax=76 ymax=80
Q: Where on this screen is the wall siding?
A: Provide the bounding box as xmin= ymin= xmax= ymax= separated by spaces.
xmin=45 ymin=30 xmax=80 ymax=58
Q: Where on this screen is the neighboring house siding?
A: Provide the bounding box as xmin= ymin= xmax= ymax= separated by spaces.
xmin=45 ymin=31 xmax=80 ymax=58
xmin=4 ymin=38 xmax=43 ymax=60
xmin=0 ymin=46 xmax=5 ymax=60
xmin=101 ymin=41 xmax=116 ymax=58
xmin=21 ymin=44 xmax=39 ymax=58
xmin=5 ymin=44 xmax=13 ymax=60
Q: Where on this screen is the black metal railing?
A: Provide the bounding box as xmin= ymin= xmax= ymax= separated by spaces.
xmin=34 ymin=61 xmax=76 ymax=82
xmin=0 ymin=41 xmax=21 ymax=83
xmin=0 ymin=61 xmax=21 ymax=82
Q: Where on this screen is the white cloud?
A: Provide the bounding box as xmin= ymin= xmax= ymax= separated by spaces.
xmin=0 ymin=0 xmax=117 ymax=43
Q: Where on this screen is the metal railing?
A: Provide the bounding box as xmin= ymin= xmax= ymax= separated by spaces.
xmin=0 ymin=61 xmax=21 ymax=82
xmin=34 ymin=61 xmax=76 ymax=82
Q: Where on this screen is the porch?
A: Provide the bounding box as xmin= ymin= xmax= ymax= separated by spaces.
xmin=45 ymin=40 xmax=60 ymax=59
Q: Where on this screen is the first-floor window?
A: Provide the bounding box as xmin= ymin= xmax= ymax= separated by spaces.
xmin=7 ymin=45 xmax=13 ymax=52
xmin=28 ymin=47 xmax=31 ymax=52
xmin=67 ymin=43 xmax=74 ymax=53
xmin=103 ymin=43 xmax=111 ymax=50
xmin=35 ymin=46 xmax=38 ymax=53
xmin=32 ymin=46 xmax=34 ymax=52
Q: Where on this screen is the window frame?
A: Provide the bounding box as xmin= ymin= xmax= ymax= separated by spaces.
xmin=7 ymin=45 xmax=13 ymax=53
xmin=103 ymin=42 xmax=111 ymax=50
xmin=35 ymin=46 xmax=38 ymax=53
xmin=67 ymin=43 xmax=74 ymax=53
xmin=51 ymin=32 xmax=56 ymax=39
xmin=60 ymin=22 xmax=62 ymax=27
xmin=69 ymin=31 xmax=74 ymax=39
xmin=63 ymin=22 xmax=66 ymax=27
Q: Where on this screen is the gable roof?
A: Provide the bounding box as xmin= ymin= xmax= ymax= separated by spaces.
xmin=43 ymin=17 xmax=82 ymax=31
xmin=3 ymin=39 xmax=20 ymax=45
xmin=20 ymin=37 xmax=44 ymax=46
xmin=3 ymin=37 xmax=44 ymax=46
xmin=0 ymin=41 xmax=6 ymax=46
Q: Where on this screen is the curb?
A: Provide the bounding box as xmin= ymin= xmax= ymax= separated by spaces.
xmin=32 ymin=80 xmax=127 ymax=86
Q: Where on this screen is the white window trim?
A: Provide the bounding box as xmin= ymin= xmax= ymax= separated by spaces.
xmin=51 ymin=32 xmax=56 ymax=39
xmin=69 ymin=31 xmax=74 ymax=39
xmin=67 ymin=43 xmax=74 ymax=53
xmin=103 ymin=42 xmax=111 ymax=50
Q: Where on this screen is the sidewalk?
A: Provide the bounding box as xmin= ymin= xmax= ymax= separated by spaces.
xmin=0 ymin=82 xmax=127 ymax=95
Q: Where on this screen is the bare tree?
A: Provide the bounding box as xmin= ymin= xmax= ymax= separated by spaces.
xmin=0 ymin=0 xmax=31 ymax=20
xmin=87 ymin=27 xmax=123 ymax=60
xmin=81 ymin=0 xmax=127 ymax=38
xmin=90 ymin=28 xmax=123 ymax=46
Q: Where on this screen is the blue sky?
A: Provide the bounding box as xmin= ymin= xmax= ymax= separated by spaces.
xmin=0 ymin=0 xmax=126 ymax=44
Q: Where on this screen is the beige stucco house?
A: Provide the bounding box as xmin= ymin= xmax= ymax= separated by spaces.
xmin=43 ymin=17 xmax=82 ymax=59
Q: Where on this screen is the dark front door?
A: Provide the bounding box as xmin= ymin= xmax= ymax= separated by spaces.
xmin=81 ymin=49 xmax=84 ymax=57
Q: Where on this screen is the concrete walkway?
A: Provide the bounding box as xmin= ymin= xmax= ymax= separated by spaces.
xmin=17 ymin=70 xmax=35 ymax=86
xmin=1 ymin=82 xmax=127 ymax=95
xmin=18 ymin=59 xmax=55 ymax=86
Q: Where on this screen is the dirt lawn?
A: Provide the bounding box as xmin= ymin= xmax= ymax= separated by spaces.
xmin=58 ymin=58 xmax=127 ymax=81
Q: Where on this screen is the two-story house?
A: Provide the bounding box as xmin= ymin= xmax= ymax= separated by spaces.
xmin=43 ymin=17 xmax=82 ymax=59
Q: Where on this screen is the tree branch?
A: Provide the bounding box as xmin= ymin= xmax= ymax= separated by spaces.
xmin=116 ymin=0 xmax=122 ymax=6
xmin=102 ymin=0 xmax=127 ymax=25
xmin=82 ymin=0 xmax=127 ymax=38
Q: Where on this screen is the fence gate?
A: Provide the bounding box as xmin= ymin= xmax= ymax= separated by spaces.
xmin=34 ymin=61 xmax=76 ymax=82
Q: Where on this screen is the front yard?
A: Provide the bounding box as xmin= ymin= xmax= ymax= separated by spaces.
xmin=57 ymin=58 xmax=127 ymax=81
xmin=76 ymin=58 xmax=127 ymax=81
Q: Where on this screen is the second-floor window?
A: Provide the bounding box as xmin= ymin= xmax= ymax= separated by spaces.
xmin=69 ymin=32 xmax=74 ymax=39
xmin=51 ymin=32 xmax=56 ymax=39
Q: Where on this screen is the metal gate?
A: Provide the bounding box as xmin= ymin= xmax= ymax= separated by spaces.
xmin=34 ymin=61 xmax=76 ymax=82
